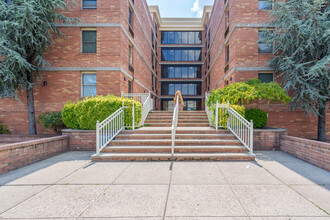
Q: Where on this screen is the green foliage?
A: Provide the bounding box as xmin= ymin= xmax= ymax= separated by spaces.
xmin=62 ymin=95 xmax=142 ymax=130
xmin=0 ymin=0 xmax=78 ymax=99
xmin=264 ymin=0 xmax=329 ymax=141
xmin=211 ymin=105 xmax=245 ymax=128
xmin=245 ymin=108 xmax=268 ymax=129
xmin=38 ymin=111 xmax=64 ymax=133
xmin=61 ymin=101 xmax=80 ymax=130
xmin=207 ymin=79 xmax=291 ymax=107
xmin=0 ymin=124 xmax=10 ymax=134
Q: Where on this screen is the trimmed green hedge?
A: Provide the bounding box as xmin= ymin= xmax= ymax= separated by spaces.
xmin=245 ymin=108 xmax=268 ymax=128
xmin=62 ymin=95 xmax=142 ymax=130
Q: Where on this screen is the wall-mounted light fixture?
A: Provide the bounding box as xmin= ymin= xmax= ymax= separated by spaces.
xmin=124 ymin=77 xmax=126 ymax=81
xmin=43 ymin=81 xmax=47 ymax=86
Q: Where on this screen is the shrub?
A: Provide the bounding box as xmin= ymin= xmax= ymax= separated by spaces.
xmin=62 ymin=101 xmax=80 ymax=129
xmin=62 ymin=95 xmax=142 ymax=130
xmin=211 ymin=104 xmax=245 ymax=128
xmin=207 ymin=79 xmax=292 ymax=107
xmin=38 ymin=111 xmax=64 ymax=133
xmin=0 ymin=124 xmax=10 ymax=134
xmin=245 ymin=108 xmax=268 ymax=128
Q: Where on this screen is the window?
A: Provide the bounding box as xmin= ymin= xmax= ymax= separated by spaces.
xmin=151 ymin=30 xmax=154 ymax=47
xmin=161 ymin=48 xmax=202 ymax=61
xmin=155 ymin=22 xmax=158 ymax=37
xmin=258 ymin=0 xmax=272 ymax=10
xmin=161 ymin=32 xmax=168 ymax=44
xmin=174 ymin=32 xmax=181 ymax=44
xmin=161 ymin=31 xmax=202 ymax=44
xmin=225 ymin=10 xmax=229 ymax=28
xmin=161 ymin=82 xmax=201 ymax=95
xmin=129 ymin=7 xmax=133 ymax=27
xmin=161 ymin=65 xmax=201 ymax=79
xmin=258 ymin=73 xmax=273 ymax=83
xmin=128 ymin=80 xmax=132 ymax=93
xmin=82 ymin=74 xmax=97 ymax=96
xmin=225 ymin=44 xmax=230 ymax=64
xmin=258 ymin=30 xmax=273 ymax=53
xmin=152 ymin=73 xmax=154 ymax=90
xmin=129 ymin=44 xmax=133 ymax=65
xmin=162 ymin=100 xmax=201 ymax=111
xmin=82 ymin=0 xmax=96 ymax=9
xmin=82 ymin=30 xmax=96 ymax=53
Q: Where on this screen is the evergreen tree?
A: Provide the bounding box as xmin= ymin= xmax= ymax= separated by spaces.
xmin=0 ymin=0 xmax=77 ymax=134
xmin=266 ymin=0 xmax=330 ymax=141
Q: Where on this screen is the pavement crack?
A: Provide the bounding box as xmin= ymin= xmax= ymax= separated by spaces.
xmin=162 ymin=161 xmax=174 ymax=220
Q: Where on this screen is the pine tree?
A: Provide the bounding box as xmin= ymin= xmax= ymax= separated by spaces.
xmin=0 ymin=0 xmax=77 ymax=134
xmin=266 ymin=0 xmax=330 ymax=141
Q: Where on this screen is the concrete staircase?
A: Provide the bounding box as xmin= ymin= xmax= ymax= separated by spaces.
xmin=92 ymin=111 xmax=255 ymax=161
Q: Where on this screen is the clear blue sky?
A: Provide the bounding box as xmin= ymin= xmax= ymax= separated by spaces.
xmin=146 ymin=0 xmax=214 ymax=18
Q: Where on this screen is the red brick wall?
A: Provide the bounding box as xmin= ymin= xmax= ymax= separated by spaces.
xmin=281 ymin=136 xmax=330 ymax=171
xmin=254 ymin=128 xmax=288 ymax=151
xmin=0 ymin=136 xmax=69 ymax=175
xmin=0 ymin=0 xmax=158 ymax=134
xmin=62 ymin=129 xmax=96 ymax=151
xmin=0 ymin=134 xmax=55 ymax=144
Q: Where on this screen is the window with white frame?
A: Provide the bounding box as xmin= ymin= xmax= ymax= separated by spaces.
xmin=258 ymin=30 xmax=273 ymax=53
xmin=82 ymin=73 xmax=97 ymax=96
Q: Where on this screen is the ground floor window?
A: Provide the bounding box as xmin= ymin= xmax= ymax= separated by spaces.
xmin=82 ymin=73 xmax=97 ymax=97
xmin=258 ymin=72 xmax=273 ymax=83
xmin=161 ymin=99 xmax=201 ymax=111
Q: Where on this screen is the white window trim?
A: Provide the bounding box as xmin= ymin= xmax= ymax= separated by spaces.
xmin=81 ymin=72 xmax=97 ymax=97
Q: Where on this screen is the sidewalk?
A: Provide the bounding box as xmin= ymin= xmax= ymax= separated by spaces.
xmin=0 ymin=151 xmax=329 ymax=219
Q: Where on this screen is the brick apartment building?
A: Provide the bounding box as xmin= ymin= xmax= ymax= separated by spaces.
xmin=0 ymin=0 xmax=329 ymax=139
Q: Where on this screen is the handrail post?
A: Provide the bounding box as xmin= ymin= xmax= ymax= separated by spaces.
xmin=96 ymin=120 xmax=100 ymax=154
xmin=132 ymin=99 xmax=135 ymax=130
xmin=250 ymin=120 xmax=253 ymax=153
xmin=215 ymin=101 xmax=219 ymax=131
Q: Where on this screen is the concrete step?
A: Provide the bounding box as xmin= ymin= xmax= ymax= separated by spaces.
xmin=146 ymin=123 xmax=210 ymax=127
xmin=102 ymin=145 xmax=247 ymax=153
xmin=122 ymin=129 xmax=230 ymax=135
xmin=149 ymin=112 xmax=207 ymax=116
xmin=147 ymin=116 xmax=209 ymax=120
xmin=92 ymin=152 xmax=255 ymax=161
xmin=115 ymin=133 xmax=236 ymax=140
xmin=145 ymin=119 xmax=209 ymax=124
xmin=110 ymin=139 xmax=242 ymax=146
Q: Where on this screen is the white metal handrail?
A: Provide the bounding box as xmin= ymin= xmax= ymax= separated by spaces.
xmin=216 ymin=102 xmax=254 ymax=153
xmin=121 ymin=92 xmax=149 ymax=105
xmin=139 ymin=93 xmax=152 ymax=127
xmin=171 ymin=96 xmax=179 ymax=157
xmin=96 ymin=93 xmax=152 ymax=154
xmin=96 ymin=107 xmax=125 ymax=154
xmin=205 ymin=93 xmax=213 ymax=126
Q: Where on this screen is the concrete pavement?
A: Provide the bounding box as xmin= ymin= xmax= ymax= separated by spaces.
xmin=0 ymin=151 xmax=329 ymax=219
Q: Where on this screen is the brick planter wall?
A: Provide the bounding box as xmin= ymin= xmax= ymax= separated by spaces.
xmin=0 ymin=135 xmax=69 ymax=175
xmin=280 ymin=136 xmax=330 ymax=171
xmin=62 ymin=129 xmax=96 ymax=151
xmin=253 ymin=128 xmax=288 ymax=151
xmin=0 ymin=134 xmax=55 ymax=145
